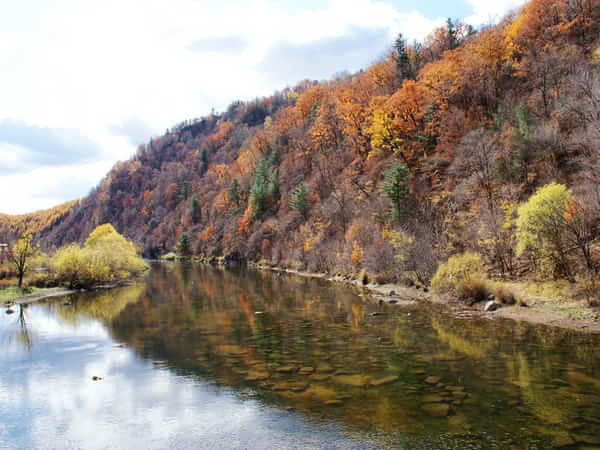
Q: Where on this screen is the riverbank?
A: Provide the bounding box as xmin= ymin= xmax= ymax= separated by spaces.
xmin=1 ymin=287 xmax=76 ymax=306
xmin=249 ymin=262 xmax=600 ymax=334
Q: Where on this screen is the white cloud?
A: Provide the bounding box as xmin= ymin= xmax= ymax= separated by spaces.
xmin=465 ymin=0 xmax=527 ymax=26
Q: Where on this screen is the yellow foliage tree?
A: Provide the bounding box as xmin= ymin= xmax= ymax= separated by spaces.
xmin=8 ymin=233 xmax=39 ymax=288
xmin=51 ymin=224 xmax=147 ymax=288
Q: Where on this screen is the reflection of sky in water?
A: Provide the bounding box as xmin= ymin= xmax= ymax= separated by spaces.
xmin=0 ymin=305 xmax=391 ymax=450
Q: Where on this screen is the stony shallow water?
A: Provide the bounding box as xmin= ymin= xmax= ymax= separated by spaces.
xmin=1 ymin=262 xmax=600 ymax=450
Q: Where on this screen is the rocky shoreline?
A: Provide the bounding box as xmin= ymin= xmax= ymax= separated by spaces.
xmin=248 ymin=262 xmax=600 ymax=334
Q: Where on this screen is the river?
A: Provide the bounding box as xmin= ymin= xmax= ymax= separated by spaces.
xmin=1 ymin=262 xmax=599 ymax=449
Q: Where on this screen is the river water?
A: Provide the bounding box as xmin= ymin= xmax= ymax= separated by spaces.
xmin=1 ymin=262 xmax=599 ymax=450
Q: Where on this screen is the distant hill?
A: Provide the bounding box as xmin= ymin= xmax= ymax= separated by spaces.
xmin=0 ymin=200 xmax=78 ymax=245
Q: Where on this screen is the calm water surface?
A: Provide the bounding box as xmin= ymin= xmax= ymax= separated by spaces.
xmin=1 ymin=263 xmax=600 ymax=450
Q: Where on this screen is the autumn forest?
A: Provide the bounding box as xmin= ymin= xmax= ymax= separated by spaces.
xmin=2 ymin=0 xmax=600 ymax=297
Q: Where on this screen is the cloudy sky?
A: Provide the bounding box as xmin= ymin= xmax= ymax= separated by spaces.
xmin=0 ymin=0 xmax=526 ymax=215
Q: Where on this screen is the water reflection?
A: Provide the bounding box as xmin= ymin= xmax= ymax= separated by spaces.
xmin=1 ymin=262 xmax=600 ymax=450
xmin=1 ymin=305 xmax=33 ymax=352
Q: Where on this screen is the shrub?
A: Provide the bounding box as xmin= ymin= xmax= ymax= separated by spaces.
xmin=456 ymin=277 xmax=489 ymax=304
xmin=50 ymin=224 xmax=147 ymax=289
xmin=579 ymin=275 xmax=600 ymax=307
xmin=28 ymin=272 xmax=58 ymax=288
xmin=516 ymin=183 xmax=581 ymax=279
xmin=357 ymin=269 xmax=369 ymax=285
xmin=431 ymin=252 xmax=485 ymax=294
xmin=493 ymin=284 xmax=517 ymax=305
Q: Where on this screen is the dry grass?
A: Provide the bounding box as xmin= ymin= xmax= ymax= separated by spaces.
xmin=456 ymin=278 xmax=489 ymax=304
xmin=492 ymin=284 xmax=517 ymax=305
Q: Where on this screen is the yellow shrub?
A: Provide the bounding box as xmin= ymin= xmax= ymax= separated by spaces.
xmin=431 ymin=252 xmax=485 ymax=294
xmin=351 ymin=241 xmax=363 ymax=265
xmin=50 ymin=224 xmax=147 ymax=288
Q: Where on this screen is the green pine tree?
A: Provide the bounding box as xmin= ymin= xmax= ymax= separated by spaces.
xmin=190 ymin=194 xmax=201 ymax=224
xmin=394 ymin=33 xmax=412 ymax=80
xmin=178 ymin=233 xmax=191 ymax=256
xmin=249 ymin=150 xmax=279 ymax=219
xmin=228 ymin=179 xmax=241 ymax=208
xmin=179 ymin=181 xmax=191 ymax=201
xmin=289 ymin=183 xmax=308 ymax=218
xmin=383 ymin=163 xmax=409 ymax=223
xmin=446 ymin=18 xmax=459 ymax=50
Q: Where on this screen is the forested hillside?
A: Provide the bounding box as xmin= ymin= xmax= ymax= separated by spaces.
xmin=9 ymin=0 xmax=600 ymax=285
xmin=0 ymin=201 xmax=77 ymax=242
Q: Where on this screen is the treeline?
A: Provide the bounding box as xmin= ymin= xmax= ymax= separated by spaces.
xmin=0 ymin=200 xmax=78 ymax=243
xmin=10 ymin=0 xmax=600 ymax=291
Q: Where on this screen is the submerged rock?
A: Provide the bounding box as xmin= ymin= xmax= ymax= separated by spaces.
xmin=333 ymin=374 xmax=372 ymax=387
xmin=573 ymin=433 xmax=600 ymax=445
xmin=452 ymin=391 xmax=467 ymax=399
xmin=245 ymin=371 xmax=270 ymax=381
xmin=310 ymin=374 xmax=332 ymax=382
xmin=446 ymin=385 xmax=465 ymax=392
xmin=422 ymin=394 xmax=446 ymax=403
xmin=316 ymin=363 xmax=335 ymax=373
xmin=272 ymin=382 xmax=309 ymax=392
xmin=424 ymin=376 xmax=441 ymax=385
xmin=276 ymin=365 xmax=298 ymax=373
xmin=370 ymin=376 xmax=399 ymax=387
xmin=421 ymin=403 xmax=450 ymax=417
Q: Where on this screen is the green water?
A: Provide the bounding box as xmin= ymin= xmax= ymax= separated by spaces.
xmin=1 ymin=262 xmax=599 ymax=449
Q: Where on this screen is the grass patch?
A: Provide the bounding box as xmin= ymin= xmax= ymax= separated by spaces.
xmin=506 ymin=280 xmax=576 ymax=305
xmin=0 ymin=286 xmax=40 ymax=303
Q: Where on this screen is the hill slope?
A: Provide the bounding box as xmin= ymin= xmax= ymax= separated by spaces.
xmin=12 ymin=0 xmax=600 ymax=282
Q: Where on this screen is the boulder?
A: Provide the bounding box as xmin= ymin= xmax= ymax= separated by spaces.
xmin=484 ymin=301 xmax=500 ymax=312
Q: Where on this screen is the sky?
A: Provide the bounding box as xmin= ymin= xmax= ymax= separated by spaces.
xmin=0 ymin=0 xmax=526 ymax=215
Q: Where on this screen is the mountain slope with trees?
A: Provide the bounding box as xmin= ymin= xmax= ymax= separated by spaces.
xmin=6 ymin=0 xmax=600 ymax=295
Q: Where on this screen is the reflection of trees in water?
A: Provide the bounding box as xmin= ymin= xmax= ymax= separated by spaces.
xmin=2 ymin=305 xmax=33 ymax=352
xmin=56 ymin=283 xmax=146 ymax=325
xmin=17 ymin=305 xmax=32 ymax=352
xmin=104 ymin=263 xmax=600 ymax=444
